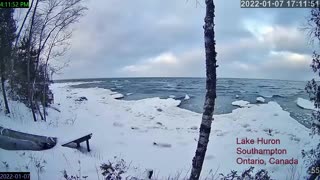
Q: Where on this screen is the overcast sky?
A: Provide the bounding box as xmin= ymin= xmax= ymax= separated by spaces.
xmin=55 ymin=0 xmax=315 ymax=80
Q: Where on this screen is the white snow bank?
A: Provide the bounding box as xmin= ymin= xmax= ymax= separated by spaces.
xmin=231 ymin=100 xmax=251 ymax=107
xmin=297 ymin=97 xmax=315 ymax=110
xmin=256 ymin=97 xmax=265 ymax=103
xmin=0 ymin=82 xmax=313 ymax=179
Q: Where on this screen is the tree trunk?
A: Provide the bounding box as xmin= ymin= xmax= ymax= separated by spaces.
xmin=27 ymin=0 xmax=39 ymax=122
xmin=189 ymin=0 xmax=217 ymax=179
xmin=42 ymin=73 xmax=47 ymax=121
xmin=1 ymin=62 xmax=10 ymax=114
xmin=30 ymin=86 xmax=37 ymax=121
xmin=1 ymin=74 xmax=10 ymax=115
xmin=35 ymin=101 xmax=44 ymax=120
xmin=31 ymin=101 xmax=37 ymax=122
xmin=42 ymin=100 xmax=46 ymax=121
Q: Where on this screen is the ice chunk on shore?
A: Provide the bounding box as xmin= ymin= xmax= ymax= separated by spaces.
xmin=169 ymin=95 xmax=175 ymax=98
xmin=297 ymin=97 xmax=315 ymax=110
xmin=111 ymin=93 xmax=124 ymax=99
xmin=232 ymin=100 xmax=250 ymax=107
xmin=256 ymin=97 xmax=265 ymax=103
xmin=184 ymin=94 xmax=190 ymax=100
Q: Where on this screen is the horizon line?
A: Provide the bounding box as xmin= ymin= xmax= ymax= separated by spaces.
xmin=53 ymin=76 xmax=310 ymax=82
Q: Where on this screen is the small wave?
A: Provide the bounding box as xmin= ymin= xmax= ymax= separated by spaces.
xmin=272 ymin=95 xmax=285 ymax=98
xmin=65 ymin=81 xmax=104 ymax=87
xmin=259 ymin=94 xmax=272 ymax=98
xmin=166 ymin=83 xmax=175 ymax=88
xmin=259 ymin=94 xmax=284 ymax=98
xmin=175 ymin=94 xmax=191 ymax=100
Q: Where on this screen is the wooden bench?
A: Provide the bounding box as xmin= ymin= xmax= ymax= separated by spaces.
xmin=62 ymin=133 xmax=92 ymax=152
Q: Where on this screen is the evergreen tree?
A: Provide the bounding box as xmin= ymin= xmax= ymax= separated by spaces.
xmin=0 ymin=8 xmax=16 ymax=114
xmin=10 ymin=37 xmax=37 ymax=104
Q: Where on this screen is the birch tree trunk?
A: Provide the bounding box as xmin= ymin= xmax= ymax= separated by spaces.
xmin=189 ymin=0 xmax=217 ymax=179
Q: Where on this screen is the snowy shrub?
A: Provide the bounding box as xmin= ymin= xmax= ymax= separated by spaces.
xmin=218 ymin=166 xmax=272 ymax=180
xmin=305 ymin=61 xmax=320 ymax=178
xmin=28 ymin=154 xmax=46 ymax=179
xmin=1 ymin=161 xmax=9 ymax=170
xmin=302 ymin=144 xmax=320 ymax=178
xmin=61 ymin=169 xmax=89 ymax=180
xmin=62 ymin=170 xmax=79 ymax=180
xmin=61 ymin=160 xmax=88 ymax=180
xmin=100 ymin=158 xmax=129 ymax=180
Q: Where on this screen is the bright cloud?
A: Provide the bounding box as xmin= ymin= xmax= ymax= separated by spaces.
xmin=121 ymin=50 xmax=205 ymax=77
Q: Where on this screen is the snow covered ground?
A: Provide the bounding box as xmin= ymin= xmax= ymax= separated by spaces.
xmin=0 ymin=82 xmax=316 ymax=179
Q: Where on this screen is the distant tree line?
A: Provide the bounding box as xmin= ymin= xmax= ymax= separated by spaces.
xmin=0 ymin=0 xmax=87 ymax=121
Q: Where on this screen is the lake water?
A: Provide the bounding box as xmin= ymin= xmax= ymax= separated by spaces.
xmin=57 ymin=78 xmax=313 ymax=128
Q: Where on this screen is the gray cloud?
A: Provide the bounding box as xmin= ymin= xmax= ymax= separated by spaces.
xmin=55 ymin=0 xmax=314 ymax=81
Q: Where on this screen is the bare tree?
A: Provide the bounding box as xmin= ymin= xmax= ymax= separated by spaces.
xmin=37 ymin=0 xmax=86 ymax=121
xmin=189 ymin=0 xmax=218 ymax=179
xmin=21 ymin=0 xmax=87 ymax=121
xmin=14 ymin=0 xmax=35 ymax=48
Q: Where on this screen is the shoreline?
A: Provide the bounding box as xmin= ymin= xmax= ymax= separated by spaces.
xmin=0 ymin=82 xmax=315 ymax=179
xmin=66 ymin=79 xmax=313 ymax=130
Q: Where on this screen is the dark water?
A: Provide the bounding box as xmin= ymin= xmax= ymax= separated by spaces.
xmin=56 ymin=78 xmax=313 ymax=128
